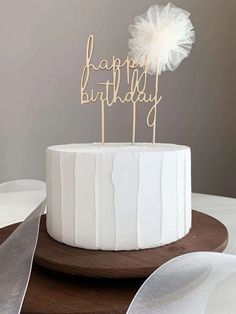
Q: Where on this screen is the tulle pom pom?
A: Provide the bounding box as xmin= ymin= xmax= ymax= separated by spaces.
xmin=128 ymin=3 xmax=195 ymax=75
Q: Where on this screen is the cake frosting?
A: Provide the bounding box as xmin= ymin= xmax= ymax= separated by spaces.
xmin=46 ymin=143 xmax=191 ymax=250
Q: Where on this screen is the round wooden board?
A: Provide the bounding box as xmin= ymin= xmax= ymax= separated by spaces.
xmin=0 ymin=211 xmax=228 ymax=314
xmin=34 ymin=210 xmax=228 ymax=278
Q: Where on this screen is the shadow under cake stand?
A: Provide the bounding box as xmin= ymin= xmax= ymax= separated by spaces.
xmin=0 ymin=211 xmax=228 ymax=314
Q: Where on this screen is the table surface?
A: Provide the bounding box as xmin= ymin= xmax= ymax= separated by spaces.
xmin=192 ymin=193 xmax=236 ymax=255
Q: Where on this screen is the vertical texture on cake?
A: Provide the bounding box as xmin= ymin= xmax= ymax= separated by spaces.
xmin=74 ymin=153 xmax=96 ymax=249
xmin=46 ymin=150 xmax=52 ymax=234
xmin=46 ymin=150 xmax=62 ymax=240
xmin=112 ymin=152 xmax=139 ymax=250
xmin=60 ymin=152 xmax=75 ymax=245
xmin=46 ymin=144 xmax=192 ymax=251
xmin=161 ymin=153 xmax=179 ymax=244
xmin=176 ymin=151 xmax=186 ymax=238
xmin=96 ymin=154 xmax=116 ymax=250
xmin=186 ymin=150 xmax=192 ymax=231
xmin=137 ymin=153 xmax=163 ymax=248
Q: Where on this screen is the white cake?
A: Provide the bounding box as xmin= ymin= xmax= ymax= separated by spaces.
xmin=46 ymin=143 xmax=191 ymax=250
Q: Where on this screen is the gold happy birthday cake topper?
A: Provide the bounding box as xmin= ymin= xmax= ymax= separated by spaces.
xmin=81 ymin=35 xmax=162 ymax=144
xmin=80 ymin=4 xmax=195 ymax=144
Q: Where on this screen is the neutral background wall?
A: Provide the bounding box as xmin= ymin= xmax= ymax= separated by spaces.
xmin=0 ymin=0 xmax=235 ymax=197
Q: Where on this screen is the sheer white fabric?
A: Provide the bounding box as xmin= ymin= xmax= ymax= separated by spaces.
xmin=128 ymin=3 xmax=195 ymax=74
xmin=127 ymin=252 xmax=236 ymax=314
xmin=0 ymin=180 xmax=46 ymax=314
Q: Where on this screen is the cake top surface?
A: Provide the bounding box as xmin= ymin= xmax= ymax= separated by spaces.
xmin=47 ymin=143 xmax=190 ymax=153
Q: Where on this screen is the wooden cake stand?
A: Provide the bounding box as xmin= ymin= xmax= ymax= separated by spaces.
xmin=0 ymin=210 xmax=228 ymax=314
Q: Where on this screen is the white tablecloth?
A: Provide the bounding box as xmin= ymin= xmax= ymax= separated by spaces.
xmin=192 ymin=193 xmax=236 ymax=254
xmin=0 ymin=180 xmax=46 ymax=228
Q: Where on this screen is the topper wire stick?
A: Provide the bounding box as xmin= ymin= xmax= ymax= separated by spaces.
xmin=153 ymin=63 xmax=159 ymax=144
xmin=101 ymin=102 xmax=105 ymax=144
xmin=152 ymin=105 xmax=157 ymax=144
xmin=146 ymin=62 xmax=162 ymax=144
xmin=146 ymin=63 xmax=161 ymax=144
xmin=132 ymin=102 xmax=136 ymax=144
xmin=146 ymin=94 xmax=162 ymax=144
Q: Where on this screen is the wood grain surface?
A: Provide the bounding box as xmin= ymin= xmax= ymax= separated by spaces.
xmin=34 ymin=211 xmax=228 ymax=278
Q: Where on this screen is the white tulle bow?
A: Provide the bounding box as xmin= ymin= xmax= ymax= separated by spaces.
xmin=128 ymin=3 xmax=195 ymax=74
